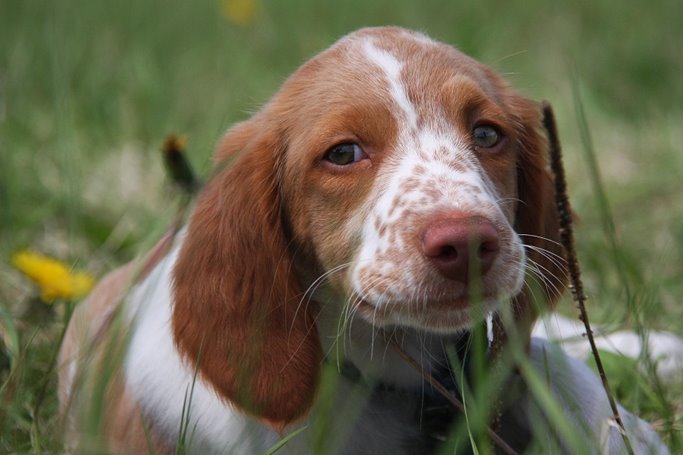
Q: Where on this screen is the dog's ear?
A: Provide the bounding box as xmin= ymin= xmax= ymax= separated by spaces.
xmin=509 ymin=97 xmax=568 ymax=334
xmin=172 ymin=115 xmax=322 ymax=430
xmin=212 ymin=118 xmax=263 ymax=163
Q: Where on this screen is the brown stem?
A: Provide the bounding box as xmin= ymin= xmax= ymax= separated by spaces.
xmin=542 ymin=101 xmax=634 ymax=455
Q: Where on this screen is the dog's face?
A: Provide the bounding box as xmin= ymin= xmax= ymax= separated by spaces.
xmin=173 ymin=27 xmax=564 ymax=426
xmin=276 ymin=29 xmax=532 ymax=332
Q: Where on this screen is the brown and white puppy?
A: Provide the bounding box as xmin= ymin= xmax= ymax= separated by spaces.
xmin=59 ymin=27 xmax=667 ymax=454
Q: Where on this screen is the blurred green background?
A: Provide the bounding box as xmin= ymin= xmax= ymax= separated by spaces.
xmin=1 ymin=0 xmax=682 ymax=451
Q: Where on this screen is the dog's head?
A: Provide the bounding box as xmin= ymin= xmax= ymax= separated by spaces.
xmin=172 ymin=27 xmax=565 ymax=429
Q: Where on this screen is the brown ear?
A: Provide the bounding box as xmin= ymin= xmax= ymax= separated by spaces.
xmin=171 ymin=117 xmax=322 ymax=428
xmin=212 ymin=118 xmax=264 ymax=163
xmin=510 ymin=97 xmax=568 ymax=333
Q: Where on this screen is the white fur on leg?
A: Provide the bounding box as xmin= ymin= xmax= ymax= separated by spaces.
xmin=533 ymin=314 xmax=683 ymax=382
xmin=527 ymin=337 xmax=669 ymax=454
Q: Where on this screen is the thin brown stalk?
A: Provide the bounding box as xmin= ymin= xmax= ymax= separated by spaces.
xmin=542 ymin=101 xmax=634 ymax=455
xmin=379 ymin=329 xmax=518 ymax=455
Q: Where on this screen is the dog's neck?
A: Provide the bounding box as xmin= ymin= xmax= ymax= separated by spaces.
xmin=313 ymin=296 xmax=504 ymax=454
xmin=313 ymin=294 xmax=492 ymax=391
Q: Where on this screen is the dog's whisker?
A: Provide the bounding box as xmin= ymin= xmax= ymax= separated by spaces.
xmin=523 ymin=242 xmax=568 ymax=266
xmin=518 ymin=233 xmax=565 ymax=249
xmin=526 ymin=256 xmax=566 ymax=289
xmin=525 ymin=260 xmax=564 ymax=300
xmin=522 ymin=240 xmax=567 ymax=261
xmin=524 ymin=244 xmax=568 ymax=274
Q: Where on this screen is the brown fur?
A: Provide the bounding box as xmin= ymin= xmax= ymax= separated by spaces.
xmin=172 ymin=117 xmax=323 ymax=427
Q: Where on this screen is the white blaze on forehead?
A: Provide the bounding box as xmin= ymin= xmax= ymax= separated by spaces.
xmin=361 ymin=39 xmax=418 ymax=128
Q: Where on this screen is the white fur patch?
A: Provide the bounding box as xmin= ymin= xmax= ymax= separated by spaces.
xmin=533 ymin=314 xmax=683 ymax=383
xmin=528 ymin=337 xmax=669 ymax=454
xmin=124 ymin=238 xmax=278 ymax=454
xmin=362 ymin=39 xmax=418 ymax=128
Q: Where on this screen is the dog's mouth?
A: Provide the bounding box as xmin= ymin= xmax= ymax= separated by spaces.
xmin=353 ymin=294 xmax=501 ymax=334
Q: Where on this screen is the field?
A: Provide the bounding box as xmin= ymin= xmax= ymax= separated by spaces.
xmin=1 ymin=0 xmax=682 ymax=452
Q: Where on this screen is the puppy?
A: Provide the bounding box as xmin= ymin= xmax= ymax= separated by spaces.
xmin=59 ymin=27 xmax=668 ymax=454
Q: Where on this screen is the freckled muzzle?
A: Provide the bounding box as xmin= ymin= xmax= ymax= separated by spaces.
xmin=349 ymin=205 xmax=526 ymax=332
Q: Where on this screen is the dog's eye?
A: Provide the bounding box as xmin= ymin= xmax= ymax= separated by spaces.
xmin=472 ymin=125 xmax=500 ymax=149
xmin=324 ymin=143 xmax=366 ymax=165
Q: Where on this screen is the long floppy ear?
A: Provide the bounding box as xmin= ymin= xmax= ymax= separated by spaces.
xmin=171 ymin=117 xmax=322 ymax=430
xmin=510 ymin=97 xmax=568 ymax=334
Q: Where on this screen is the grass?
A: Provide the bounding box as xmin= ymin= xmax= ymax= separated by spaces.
xmin=1 ymin=0 xmax=682 ymax=452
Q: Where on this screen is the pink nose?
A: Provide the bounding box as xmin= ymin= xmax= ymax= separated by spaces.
xmin=421 ymin=217 xmax=500 ymax=282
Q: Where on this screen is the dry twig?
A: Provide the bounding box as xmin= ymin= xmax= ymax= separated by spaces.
xmin=542 ymin=101 xmax=634 ymax=455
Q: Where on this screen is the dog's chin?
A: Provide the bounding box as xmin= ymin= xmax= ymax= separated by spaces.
xmin=355 ymin=297 xmax=501 ymax=334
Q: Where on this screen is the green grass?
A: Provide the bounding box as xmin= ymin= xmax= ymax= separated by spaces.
xmin=1 ymin=0 xmax=682 ymax=452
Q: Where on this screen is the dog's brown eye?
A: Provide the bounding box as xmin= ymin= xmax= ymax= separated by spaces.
xmin=473 ymin=125 xmax=500 ymax=149
xmin=324 ymin=143 xmax=366 ymax=165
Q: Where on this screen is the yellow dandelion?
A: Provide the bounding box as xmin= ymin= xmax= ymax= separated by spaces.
xmin=220 ymin=0 xmax=260 ymax=26
xmin=11 ymin=251 xmax=94 ymax=303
